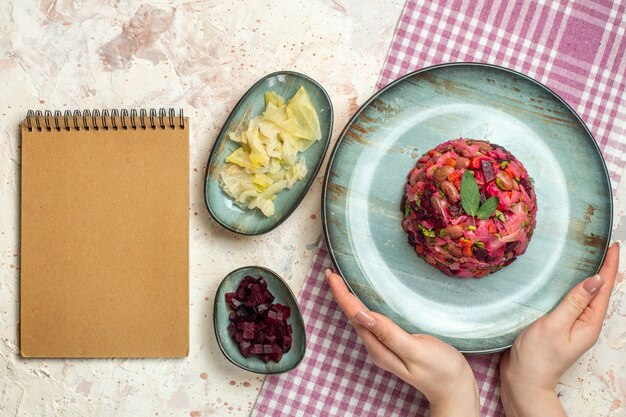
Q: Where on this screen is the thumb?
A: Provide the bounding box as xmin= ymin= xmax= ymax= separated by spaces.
xmin=547 ymin=274 xmax=605 ymax=329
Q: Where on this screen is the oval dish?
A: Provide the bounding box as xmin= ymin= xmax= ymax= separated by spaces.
xmin=213 ymin=265 xmax=306 ymax=374
xmin=205 ymin=71 xmax=333 ymax=235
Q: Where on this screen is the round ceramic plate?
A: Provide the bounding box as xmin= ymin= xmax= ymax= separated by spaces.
xmin=323 ymin=63 xmax=612 ymax=353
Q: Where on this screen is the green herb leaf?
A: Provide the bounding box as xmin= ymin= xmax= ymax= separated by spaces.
xmin=438 ymin=229 xmax=446 ymax=237
xmin=460 ymin=170 xmax=480 ymax=216
xmin=404 ymin=202 xmax=410 ymax=218
xmin=477 ymin=196 xmax=499 ymax=220
xmin=474 ymin=240 xmax=485 ymax=248
xmin=500 ymin=161 xmax=509 ymax=169
xmin=467 ymin=225 xmax=477 ymax=231
xmin=495 ymin=209 xmax=506 ymax=222
xmin=529 ymin=176 xmax=535 ymax=184
xmin=417 ymin=224 xmax=436 ymax=238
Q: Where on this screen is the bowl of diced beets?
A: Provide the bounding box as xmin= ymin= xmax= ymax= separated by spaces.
xmin=213 ymin=266 xmax=306 ymax=374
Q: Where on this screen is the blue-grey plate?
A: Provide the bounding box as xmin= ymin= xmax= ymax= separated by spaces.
xmin=205 ymin=71 xmax=333 ymax=235
xmin=213 ymin=266 xmax=306 ymax=374
xmin=323 ymin=63 xmax=612 ymax=353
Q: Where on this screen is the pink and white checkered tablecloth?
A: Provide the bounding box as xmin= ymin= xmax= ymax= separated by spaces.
xmin=252 ymin=1 xmax=626 ymax=416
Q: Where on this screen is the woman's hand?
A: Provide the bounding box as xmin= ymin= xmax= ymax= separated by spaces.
xmin=326 ymin=270 xmax=481 ymax=417
xmin=500 ymin=242 xmax=620 ymax=417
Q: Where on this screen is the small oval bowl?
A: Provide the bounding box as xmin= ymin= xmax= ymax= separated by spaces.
xmin=213 ymin=266 xmax=306 ymax=374
xmin=204 ymin=71 xmax=333 ymax=235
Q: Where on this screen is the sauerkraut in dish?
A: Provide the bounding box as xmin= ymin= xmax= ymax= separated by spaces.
xmin=220 ymin=87 xmax=321 ymax=217
xmin=401 ymin=138 xmax=537 ymax=278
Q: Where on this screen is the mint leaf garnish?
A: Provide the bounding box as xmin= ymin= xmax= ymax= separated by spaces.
xmin=460 ymin=170 xmax=480 ymax=216
xmin=477 ymin=196 xmax=499 ymax=220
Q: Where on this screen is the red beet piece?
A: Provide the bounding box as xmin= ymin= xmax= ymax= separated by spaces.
xmin=239 ymin=340 xmax=252 ymax=357
xmin=250 ymin=344 xmax=264 ymax=355
xmin=282 ymin=335 xmax=292 ymax=349
xmin=242 ymin=322 xmax=255 ymax=340
xmin=225 ymin=292 xmax=236 ymax=307
xmin=263 ymin=290 xmax=275 ymax=304
xmin=481 ymin=160 xmax=495 ymax=183
xmin=254 ymin=303 xmax=269 ymax=314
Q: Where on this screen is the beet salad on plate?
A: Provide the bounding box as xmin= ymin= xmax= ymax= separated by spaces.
xmin=401 ymin=138 xmax=537 ymax=278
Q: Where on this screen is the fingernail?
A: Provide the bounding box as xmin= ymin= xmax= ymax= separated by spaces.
xmin=612 ymin=241 xmax=620 ymax=249
xmin=354 ymin=311 xmax=376 ymax=328
xmin=324 ymin=269 xmax=332 ymax=279
xmin=583 ymin=274 xmax=605 ymax=295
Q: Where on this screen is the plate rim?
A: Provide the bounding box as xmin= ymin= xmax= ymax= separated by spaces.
xmin=204 ymin=70 xmax=334 ymax=236
xmin=321 ymin=61 xmax=613 ymax=353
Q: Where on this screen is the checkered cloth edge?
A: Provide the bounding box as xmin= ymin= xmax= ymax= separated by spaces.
xmin=253 ymin=1 xmax=626 ymax=416
xmin=379 ymin=0 xmax=626 ymax=189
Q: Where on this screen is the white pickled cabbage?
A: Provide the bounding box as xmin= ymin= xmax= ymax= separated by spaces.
xmin=219 ymin=86 xmax=321 ymax=217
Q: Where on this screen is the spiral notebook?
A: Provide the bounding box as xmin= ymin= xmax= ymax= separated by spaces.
xmin=20 ymin=109 xmax=189 ymax=358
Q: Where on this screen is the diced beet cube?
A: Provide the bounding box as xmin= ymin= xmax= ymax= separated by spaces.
xmin=250 ymin=344 xmax=264 ymax=355
xmin=261 ymin=355 xmax=271 ymax=363
xmin=286 ymin=324 xmax=292 ymax=334
xmin=282 ymin=335 xmax=292 ymax=351
xmin=271 ymin=352 xmax=283 ymax=362
xmin=258 ymin=277 xmax=267 ymax=288
xmin=239 ymin=341 xmax=252 ymax=357
xmin=225 ymin=292 xmax=236 ymax=307
xmin=264 ymin=322 xmax=275 ymax=334
xmin=267 ymin=310 xmax=283 ymax=325
xmin=234 ymin=331 xmax=244 ymax=343
xmin=481 ymin=159 xmax=495 ymax=183
xmin=241 ymin=276 xmax=255 ymax=287
xmin=236 ymin=288 xmax=247 ymax=299
xmin=254 ymin=303 xmax=269 ymax=314
xmin=281 ymin=305 xmax=291 ymax=319
xmin=263 ymin=344 xmax=273 ymax=354
xmin=263 ymin=291 xmax=275 ymax=304
xmin=231 ymin=298 xmax=242 ymax=308
xmin=228 ymin=311 xmax=236 ymax=321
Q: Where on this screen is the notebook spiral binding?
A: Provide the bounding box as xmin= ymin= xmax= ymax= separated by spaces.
xmin=25 ymin=108 xmax=185 ymax=132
